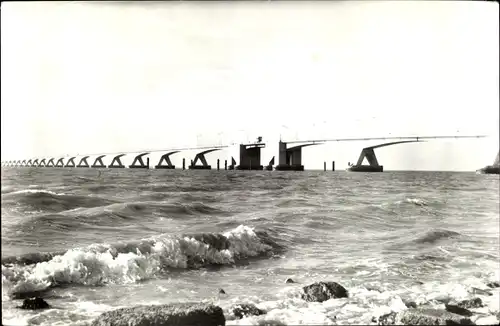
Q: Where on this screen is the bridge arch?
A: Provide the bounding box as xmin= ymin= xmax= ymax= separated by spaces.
xmin=189 ymin=148 xmax=221 ymax=170
xmin=65 ymin=157 xmax=76 ymax=167
xmin=155 ymin=151 xmax=179 ymax=169
xmin=108 ymin=154 xmax=126 ymax=168
xmin=129 ymin=153 xmax=150 ymax=169
xmin=350 ymin=140 xmax=425 ymax=172
xmin=92 ymin=155 xmax=106 ymax=168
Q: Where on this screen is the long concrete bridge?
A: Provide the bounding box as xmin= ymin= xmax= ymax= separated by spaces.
xmin=1 ymin=135 xmax=491 ymax=172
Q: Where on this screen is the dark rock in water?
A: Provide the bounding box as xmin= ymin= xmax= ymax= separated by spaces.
xmin=456 ymin=298 xmax=484 ymax=309
xmin=285 ymin=278 xmax=295 ymax=284
xmin=91 ymin=302 xmax=225 ymax=326
xmin=399 ymin=308 xmax=475 ymax=325
xmin=445 ymin=303 xmax=473 ymax=317
xmin=486 ymin=282 xmax=500 ymax=289
xmin=403 ymin=300 xmax=418 ymax=309
xmin=218 ymin=288 xmax=226 ymax=294
xmin=376 ymin=312 xmax=398 ymax=325
xmin=18 ymin=297 xmax=50 ymax=310
xmin=301 ymin=281 xmax=348 ymax=302
xmin=232 ymin=304 xmax=265 ymax=319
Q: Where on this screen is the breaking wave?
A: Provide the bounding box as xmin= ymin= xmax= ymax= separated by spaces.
xmin=1 ymin=225 xmax=281 ymax=299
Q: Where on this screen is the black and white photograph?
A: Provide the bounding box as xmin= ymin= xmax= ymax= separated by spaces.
xmin=1 ymin=1 xmax=499 ymax=325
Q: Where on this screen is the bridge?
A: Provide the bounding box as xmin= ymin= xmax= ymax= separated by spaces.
xmin=1 ymin=135 xmax=491 ymax=172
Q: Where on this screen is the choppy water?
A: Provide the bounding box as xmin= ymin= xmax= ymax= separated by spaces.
xmin=1 ymin=168 xmax=499 ymax=325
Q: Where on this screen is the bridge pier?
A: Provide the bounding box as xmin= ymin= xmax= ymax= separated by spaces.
xmin=55 ymin=158 xmax=65 ymax=167
xmin=236 ymin=143 xmax=265 ymax=170
xmin=46 ymin=158 xmax=55 ymax=167
xmin=92 ymin=155 xmax=106 ymax=168
xmin=275 ymin=141 xmax=312 ymax=171
xmin=347 ymin=140 xmax=423 ymax=172
xmin=78 ymin=156 xmax=90 ymax=168
xmin=155 ymin=151 xmax=178 ymax=169
xmin=64 ymin=157 xmax=76 ymax=167
xmin=108 ymin=154 xmax=126 ymax=168
xmin=130 ymin=153 xmax=150 ymax=169
xmin=39 ymin=159 xmax=46 ymax=167
xmin=189 ymin=149 xmax=220 ymax=170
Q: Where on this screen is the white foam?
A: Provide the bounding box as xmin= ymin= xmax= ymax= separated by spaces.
xmin=2 ymin=225 xmax=272 ymax=297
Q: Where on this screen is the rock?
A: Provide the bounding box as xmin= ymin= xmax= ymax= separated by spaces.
xmin=469 ymin=287 xmax=493 ymax=296
xmin=232 ymin=304 xmax=265 ymax=319
xmin=486 ymin=282 xmax=500 ymax=289
xmin=218 ymin=288 xmax=226 ymax=294
xmin=457 ymin=298 xmax=484 ymax=309
xmin=403 ymin=300 xmax=418 ymax=309
xmin=301 ymin=281 xmax=348 ymax=302
xmin=18 ymin=297 xmax=50 ymax=310
xmin=445 ymin=303 xmax=473 ymax=317
xmin=91 ymin=302 xmax=225 ymax=326
xmin=285 ymin=278 xmax=295 ymax=284
xmin=376 ymin=312 xmax=398 ymax=325
xmin=399 ymin=308 xmax=475 ymax=325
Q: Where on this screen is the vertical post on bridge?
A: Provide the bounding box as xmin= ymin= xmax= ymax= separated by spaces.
xmin=217 ymin=159 xmax=220 ymax=171
xmin=332 ymin=161 xmax=335 ymax=171
xmin=224 ymin=160 xmax=227 ymax=170
xmin=147 ymin=158 xmax=150 ymax=169
xmin=182 ymin=158 xmax=186 ymax=170
xmin=324 ymin=161 xmax=326 ymax=171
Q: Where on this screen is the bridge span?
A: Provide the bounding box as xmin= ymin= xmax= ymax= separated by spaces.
xmin=1 ymin=135 xmax=490 ymax=172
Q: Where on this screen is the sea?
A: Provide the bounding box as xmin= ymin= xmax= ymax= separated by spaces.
xmin=1 ymin=168 xmax=499 ymax=325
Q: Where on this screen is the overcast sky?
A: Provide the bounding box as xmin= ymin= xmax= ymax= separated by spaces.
xmin=1 ymin=1 xmax=498 ymax=171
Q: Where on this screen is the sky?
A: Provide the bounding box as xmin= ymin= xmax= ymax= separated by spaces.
xmin=1 ymin=1 xmax=498 ymax=171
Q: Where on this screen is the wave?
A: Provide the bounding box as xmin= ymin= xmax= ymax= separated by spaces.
xmin=414 ymin=229 xmax=461 ymax=244
xmin=1 ymin=225 xmax=282 ymax=298
xmin=1 ymin=189 xmax=117 ymax=213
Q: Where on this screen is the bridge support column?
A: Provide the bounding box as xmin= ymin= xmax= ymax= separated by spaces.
xmin=225 ymin=160 xmax=227 ymax=170
xmin=46 ymin=158 xmax=55 ymax=167
xmin=33 ymin=159 xmax=39 ymax=167
xmin=108 ymin=154 xmax=125 ymax=168
xmin=182 ymin=158 xmax=185 ymax=170
xmin=324 ymin=161 xmax=326 ymax=171
xmin=332 ymin=161 xmax=335 ymax=171
xmin=236 ymin=143 xmax=265 ymax=170
xmin=130 ymin=153 xmax=150 ymax=169
xmin=189 ymin=149 xmax=221 ymax=170
xmin=55 ymin=158 xmax=65 ymax=167
xmin=347 ymin=140 xmax=424 ymax=172
xmin=92 ymin=155 xmax=106 ymax=168
xmin=275 ymin=141 xmax=305 ymax=171
xmin=65 ymin=157 xmax=76 ymax=167
xmin=39 ymin=159 xmax=47 ymax=167
xmin=155 ymin=152 xmax=178 ymax=169
xmin=78 ymin=156 xmax=90 ymax=168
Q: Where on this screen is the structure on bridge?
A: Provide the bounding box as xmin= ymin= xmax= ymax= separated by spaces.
xmin=129 ymin=153 xmax=150 ymax=169
xmin=154 ymin=151 xmax=179 ymax=169
xmin=275 ymin=141 xmax=323 ymax=171
xmin=235 ymin=142 xmax=265 ymax=170
xmin=108 ymin=154 xmax=126 ymax=168
xmin=78 ymin=156 xmax=90 ymax=168
xmin=92 ymin=155 xmax=106 ymax=168
xmin=65 ymin=157 xmax=76 ymax=167
xmin=189 ymin=149 xmax=221 ymax=170
xmin=347 ymin=140 xmax=423 ymax=172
